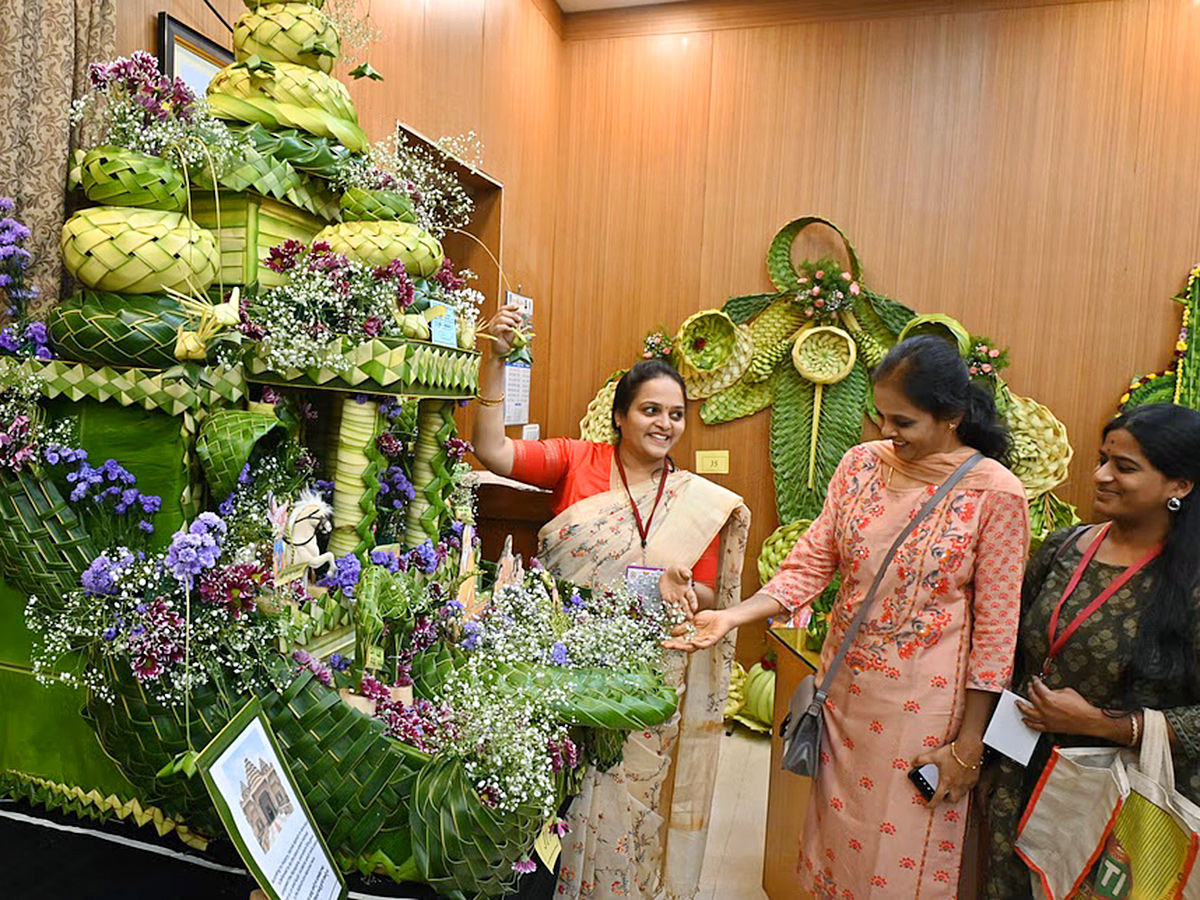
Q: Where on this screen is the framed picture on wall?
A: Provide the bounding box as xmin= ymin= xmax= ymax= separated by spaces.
xmin=157 ymin=13 xmax=233 ymax=98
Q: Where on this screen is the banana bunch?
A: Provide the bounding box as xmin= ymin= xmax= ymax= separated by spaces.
xmin=730 ymin=662 xmax=775 ymax=733
xmin=723 ymin=661 xmax=748 ymax=720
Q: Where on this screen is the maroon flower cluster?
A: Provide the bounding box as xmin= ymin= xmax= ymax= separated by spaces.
xmin=547 ymin=736 xmax=579 ymax=774
xmin=199 ymin=563 xmax=267 ymax=618
xmin=359 ymin=674 xmax=460 ymax=753
xmin=88 ymin=51 xmax=196 ymax=124
xmin=433 ymin=258 xmax=466 ymax=292
xmin=128 ymin=599 xmax=186 ymax=683
xmin=372 ymin=259 xmax=415 ymax=310
xmin=442 ymin=437 xmax=473 ymax=463
xmin=376 ymin=432 xmax=405 ymax=458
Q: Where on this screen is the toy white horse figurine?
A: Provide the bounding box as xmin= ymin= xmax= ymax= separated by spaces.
xmin=268 ymin=490 xmax=336 ymax=586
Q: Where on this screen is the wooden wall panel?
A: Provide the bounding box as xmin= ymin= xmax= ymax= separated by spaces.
xmin=550 ymin=0 xmax=1200 ymax=659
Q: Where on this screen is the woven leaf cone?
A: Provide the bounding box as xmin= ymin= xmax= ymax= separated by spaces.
xmin=48 ymin=291 xmax=190 ymax=369
xmin=898 ymin=313 xmax=972 ymax=356
xmin=234 ymin=3 xmax=342 ymax=74
xmin=207 ymin=62 xmax=367 ymax=153
xmin=314 ymin=221 xmax=444 ymax=277
xmin=676 ymin=309 xmax=738 ymax=372
xmin=1004 ymin=388 xmax=1074 ymax=498
xmin=700 ymin=372 xmax=775 ymax=425
xmin=756 ymin=518 xmax=813 ymax=585
xmin=579 ymin=371 xmax=625 ymax=443
xmin=61 ymin=207 xmax=219 ymax=294
xmin=679 ymin=324 xmax=752 ymax=400
xmin=409 ymin=755 xmax=549 ymax=898
xmin=745 ymin=299 xmax=805 ymax=383
xmin=0 ymin=468 xmax=99 ymax=608
xmin=81 ymin=146 xmax=186 ymax=212
xmin=340 ymin=187 xmax=418 ymax=223
xmin=195 ymin=409 xmax=284 ymax=500
xmin=235 ymin=124 xmax=345 ymax=177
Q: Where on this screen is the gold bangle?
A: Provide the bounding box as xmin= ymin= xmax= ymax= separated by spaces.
xmin=950 ymin=741 xmax=979 ymax=771
xmin=475 ymin=393 xmax=505 ymax=407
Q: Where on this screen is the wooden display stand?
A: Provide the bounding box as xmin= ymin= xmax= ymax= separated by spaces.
xmin=763 ymin=627 xmax=819 ymax=900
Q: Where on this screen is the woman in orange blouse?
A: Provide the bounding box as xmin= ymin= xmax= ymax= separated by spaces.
xmin=473 ymin=305 xmax=751 ymax=900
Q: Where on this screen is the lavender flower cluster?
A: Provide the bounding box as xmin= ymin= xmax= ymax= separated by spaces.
xmin=57 ymin=451 xmax=161 ymax=535
xmin=0 ymin=320 xmax=53 ymax=360
xmin=0 ymin=197 xmax=38 ymax=317
xmin=165 ymin=512 xmax=226 ymax=583
xmin=87 ymin=51 xmax=196 ymax=125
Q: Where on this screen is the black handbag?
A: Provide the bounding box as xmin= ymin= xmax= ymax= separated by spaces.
xmin=780 ymin=452 xmax=983 ymax=777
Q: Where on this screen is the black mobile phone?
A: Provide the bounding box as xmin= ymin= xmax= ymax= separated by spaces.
xmin=908 ymin=762 xmax=939 ymax=801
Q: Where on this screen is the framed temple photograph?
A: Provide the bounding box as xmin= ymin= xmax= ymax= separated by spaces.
xmin=157 ymin=13 xmax=233 ymax=98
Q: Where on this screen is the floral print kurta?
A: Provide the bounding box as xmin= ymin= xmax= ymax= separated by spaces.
xmin=984 ymin=527 xmax=1200 ymax=899
xmin=763 ymin=443 xmax=1029 ymax=898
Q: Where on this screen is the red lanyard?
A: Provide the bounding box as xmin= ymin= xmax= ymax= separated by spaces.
xmin=1042 ymin=523 xmax=1161 ymax=676
xmin=614 ymin=452 xmax=670 ymax=549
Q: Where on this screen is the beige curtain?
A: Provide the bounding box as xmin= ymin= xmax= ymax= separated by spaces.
xmin=0 ymin=0 xmax=115 ymax=316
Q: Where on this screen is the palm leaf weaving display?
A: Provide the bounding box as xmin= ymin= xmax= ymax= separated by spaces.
xmin=80 ymin=147 xmax=187 ymax=212
xmin=313 ymin=220 xmax=444 ymax=277
xmin=234 ymin=3 xmax=342 ymax=74
xmin=47 ymin=291 xmax=190 ymax=370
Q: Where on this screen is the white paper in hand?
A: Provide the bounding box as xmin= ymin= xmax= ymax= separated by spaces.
xmin=983 ymin=689 xmax=1041 ymax=766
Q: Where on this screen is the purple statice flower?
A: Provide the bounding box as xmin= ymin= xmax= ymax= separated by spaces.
xmin=190 ymin=511 xmax=227 ymax=536
xmin=101 ymin=625 xmax=118 ymax=641
xmin=314 ymin=479 xmax=335 ymax=497
xmin=217 ymin=493 xmax=236 ymax=517
xmin=369 ymin=548 xmax=400 ymax=573
xmin=566 ymin=591 xmax=585 ymax=611
xmin=328 ymin=652 xmax=350 ymax=672
xmin=404 ymin=540 xmax=439 ymax=576
xmin=292 ymin=649 xmax=333 ymax=686
xmin=25 ymin=321 xmax=46 ymax=345
xmin=138 ymin=520 xmax=154 ymax=534
xmin=317 ymin=553 xmax=362 ymax=597
xmin=0 ymin=327 xmax=19 ymax=353
xmin=549 ymin=641 xmax=570 ymax=667
xmin=438 ymin=599 xmax=464 ymax=619
xmin=80 ymin=549 xmax=134 ymax=595
xmin=0 ymin=198 xmax=12 ymax=215
xmin=237 ymin=463 xmax=252 ymax=485
xmin=460 ymin=620 xmax=483 ymax=652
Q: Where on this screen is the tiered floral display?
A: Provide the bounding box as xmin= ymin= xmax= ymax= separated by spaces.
xmin=1118 ymin=263 xmax=1200 ymax=412
xmin=583 ymin=216 xmax=1080 ymax=653
xmin=0 ymin=3 xmax=681 ymax=897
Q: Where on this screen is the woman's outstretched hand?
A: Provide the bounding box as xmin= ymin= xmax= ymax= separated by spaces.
xmin=481 ymin=304 xmax=522 ymax=357
xmin=663 ymin=608 xmax=732 ymax=652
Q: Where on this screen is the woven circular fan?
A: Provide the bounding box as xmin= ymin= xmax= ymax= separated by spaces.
xmin=898 ymin=313 xmax=972 ymax=356
xmin=1004 ymin=389 xmax=1073 ymax=498
xmin=48 ymin=291 xmax=190 ymax=369
xmin=676 ymin=309 xmax=738 ymax=372
xmin=679 ymin=324 xmax=752 ymax=400
xmin=80 ymin=146 xmax=186 ymax=212
xmin=235 ymin=2 xmax=341 ymax=74
xmin=340 ymin=187 xmax=417 ymax=223
xmin=61 ymin=207 xmax=219 ymax=294
xmin=579 ymin=371 xmax=626 ymax=444
xmin=792 ymin=326 xmax=857 ymax=384
xmin=314 ymin=220 xmax=444 ymax=277
xmin=757 ymin=518 xmax=813 ymax=585
xmin=207 ymin=61 xmax=366 ymax=152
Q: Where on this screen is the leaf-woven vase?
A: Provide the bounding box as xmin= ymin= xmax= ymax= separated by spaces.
xmin=80 ymin=146 xmax=186 ymax=212
xmin=61 ymin=207 xmax=220 ymax=294
xmin=792 ymin=325 xmax=857 ymax=384
xmin=234 ymin=2 xmax=341 ymax=74
xmin=676 ymin=309 xmax=738 ymax=372
xmin=47 ymin=291 xmax=190 ymax=369
xmin=339 ymin=187 xmax=417 ymax=223
xmin=313 ymin=220 xmax=444 ymax=277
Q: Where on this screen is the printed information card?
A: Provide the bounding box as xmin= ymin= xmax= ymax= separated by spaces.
xmin=197 ymin=701 xmax=346 ymax=900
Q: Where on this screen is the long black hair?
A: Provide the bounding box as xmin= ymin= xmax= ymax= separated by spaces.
xmin=1103 ymin=403 xmax=1200 ymax=696
xmin=610 ymin=359 xmax=688 ymax=437
xmin=873 ymin=335 xmax=1010 ymax=460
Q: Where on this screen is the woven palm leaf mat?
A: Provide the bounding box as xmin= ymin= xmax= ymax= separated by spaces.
xmin=245 ymin=338 xmax=480 ymax=398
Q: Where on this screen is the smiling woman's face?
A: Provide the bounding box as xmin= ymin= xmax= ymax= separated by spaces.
xmin=1093 ymin=427 xmax=1191 ymax=522
xmin=614 ymin=376 xmax=686 ymax=465
xmin=872 ymin=375 xmax=961 ymax=462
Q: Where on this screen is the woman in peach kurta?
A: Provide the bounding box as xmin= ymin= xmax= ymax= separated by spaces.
xmin=673 ymin=336 xmax=1031 ymax=898
xmin=765 ymin=440 xmax=1028 ymax=896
